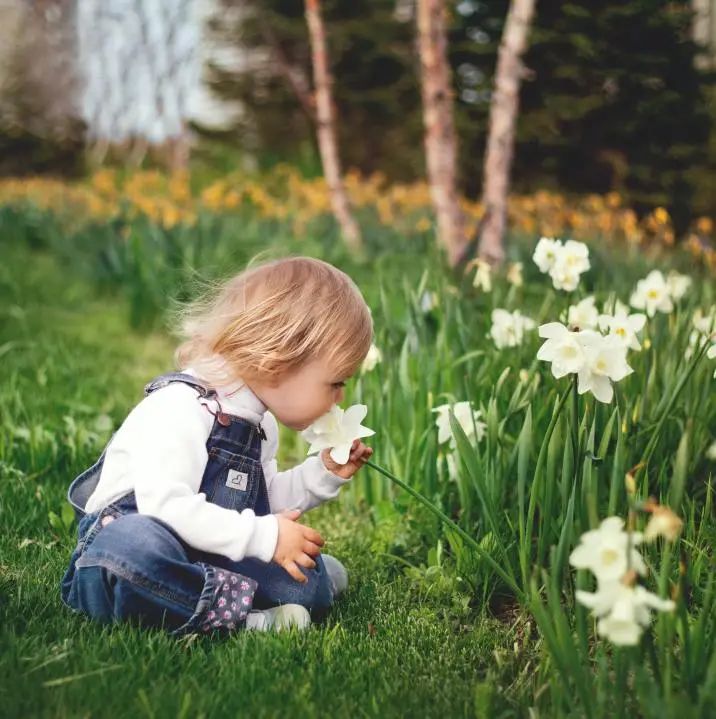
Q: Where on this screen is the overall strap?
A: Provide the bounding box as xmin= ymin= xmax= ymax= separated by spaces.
xmin=144 ymin=372 xmax=218 ymax=400
xmin=144 ymin=372 xmax=267 ymax=440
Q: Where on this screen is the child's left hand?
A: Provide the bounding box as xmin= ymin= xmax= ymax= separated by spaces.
xmin=321 ymin=439 xmax=374 ymax=479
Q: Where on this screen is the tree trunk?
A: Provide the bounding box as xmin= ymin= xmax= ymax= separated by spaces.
xmin=304 ymin=0 xmax=362 ymax=252
xmin=417 ymin=0 xmax=468 ymax=268
xmin=478 ymin=0 xmax=536 ymax=265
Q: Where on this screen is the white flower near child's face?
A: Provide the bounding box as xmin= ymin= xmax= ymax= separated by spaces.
xmin=302 ymin=404 xmax=375 ymax=465
xmin=432 ymin=401 xmax=486 ymax=448
xmin=567 ymin=296 xmax=599 ymax=330
xmin=576 ymin=582 xmax=675 ymax=646
xmin=666 ymin=271 xmax=692 ymax=301
xmin=576 ymin=332 xmax=634 ymax=404
xmin=597 ymin=305 xmax=647 ymax=352
xmin=360 ymin=344 xmax=382 ymax=373
xmin=630 ymin=270 xmax=674 ymax=317
xmin=569 ymin=516 xmax=646 ymax=582
xmin=489 ymin=309 xmax=536 ymax=349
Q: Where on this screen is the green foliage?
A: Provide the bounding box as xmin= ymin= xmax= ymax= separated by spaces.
xmin=207 ymin=0 xmax=716 ymax=224
xmin=2 ymin=203 xmax=715 ymax=715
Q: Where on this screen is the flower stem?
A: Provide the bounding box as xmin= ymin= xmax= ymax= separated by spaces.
xmin=364 ymin=459 xmax=523 ymax=599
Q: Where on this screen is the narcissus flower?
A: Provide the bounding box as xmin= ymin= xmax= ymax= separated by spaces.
xmin=575 ymin=332 xmax=634 ymax=403
xmin=533 ymin=237 xmax=590 ymax=292
xmin=569 ymin=516 xmax=646 ymax=583
xmin=576 ymin=582 xmax=675 ymax=646
xmin=489 ymin=308 xmax=536 ymax=349
xmin=597 ymin=302 xmax=647 ymax=352
xmin=302 ymin=404 xmax=375 ymax=465
xmin=432 ymin=401 xmax=486 ymax=448
xmin=506 ymin=261 xmax=524 ymax=287
xmin=537 ymin=323 xmax=633 ymax=403
xmin=533 ymin=237 xmax=561 ymax=273
xmin=666 ymin=271 xmax=692 ymax=300
xmin=470 ymin=258 xmax=492 ymax=292
xmin=360 ymin=344 xmax=382 ymax=373
xmin=567 ymin=296 xmax=599 ymax=330
xmin=630 ymin=270 xmax=674 ymax=317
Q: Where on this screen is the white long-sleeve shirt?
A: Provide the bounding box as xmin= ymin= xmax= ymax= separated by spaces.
xmin=84 ymin=368 xmax=350 ymax=563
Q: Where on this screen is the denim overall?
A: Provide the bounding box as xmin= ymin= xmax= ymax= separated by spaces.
xmin=60 ymin=372 xmax=334 ymax=636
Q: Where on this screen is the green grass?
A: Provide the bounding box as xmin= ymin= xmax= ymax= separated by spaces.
xmin=0 ymin=245 xmax=530 ymax=718
xmin=2 ymin=202 xmax=715 ymax=717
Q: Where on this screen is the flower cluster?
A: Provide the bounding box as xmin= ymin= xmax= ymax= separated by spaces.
xmin=432 ymin=401 xmax=486 ymax=449
xmin=489 ymin=309 xmax=536 ymax=349
xmin=569 ymin=516 xmax=676 ymax=646
xmin=629 ymin=269 xmax=691 ymax=317
xmin=536 ymin=322 xmax=633 ymax=403
xmin=533 ymin=237 xmax=590 ymax=291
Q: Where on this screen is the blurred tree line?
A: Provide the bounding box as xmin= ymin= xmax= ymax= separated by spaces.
xmin=208 ymin=0 xmax=716 ymax=231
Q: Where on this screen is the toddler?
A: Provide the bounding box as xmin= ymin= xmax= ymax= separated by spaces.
xmin=60 ymin=256 xmax=374 ymax=636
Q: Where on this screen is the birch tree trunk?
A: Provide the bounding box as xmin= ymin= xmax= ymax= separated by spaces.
xmin=478 ymin=0 xmax=536 ymax=265
xmin=304 ymin=0 xmax=362 ymax=252
xmin=417 ymin=0 xmax=468 ymax=268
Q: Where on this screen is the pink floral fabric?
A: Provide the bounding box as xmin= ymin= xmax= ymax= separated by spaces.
xmin=198 ymin=569 xmax=258 ymax=633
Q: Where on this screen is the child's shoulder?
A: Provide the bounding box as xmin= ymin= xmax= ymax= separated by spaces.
xmin=125 ymin=380 xmax=211 ymax=429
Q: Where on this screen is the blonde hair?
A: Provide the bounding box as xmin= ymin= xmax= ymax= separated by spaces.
xmin=174 ymin=256 xmax=373 ymax=389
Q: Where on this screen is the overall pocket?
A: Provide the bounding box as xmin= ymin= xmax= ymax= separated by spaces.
xmin=203 ymin=447 xmax=262 ymax=512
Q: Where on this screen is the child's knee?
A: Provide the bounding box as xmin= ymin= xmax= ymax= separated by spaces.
xmin=81 ymin=512 xmax=188 ymax=573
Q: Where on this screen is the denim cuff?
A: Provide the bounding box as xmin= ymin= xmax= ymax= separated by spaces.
xmin=170 ymin=563 xmax=258 ymax=636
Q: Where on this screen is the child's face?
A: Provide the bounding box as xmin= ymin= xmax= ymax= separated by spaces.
xmin=248 ymin=358 xmax=349 ymax=431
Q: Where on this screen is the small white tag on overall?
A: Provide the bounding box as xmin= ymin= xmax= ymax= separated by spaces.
xmin=226 ymin=469 xmax=249 ymax=491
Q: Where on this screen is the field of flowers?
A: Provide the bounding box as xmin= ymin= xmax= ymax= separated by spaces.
xmin=1 ymin=170 xmax=715 ymax=717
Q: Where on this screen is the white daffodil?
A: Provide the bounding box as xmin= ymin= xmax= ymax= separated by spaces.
xmin=533 ymin=238 xmax=590 ymax=292
xmin=597 ymin=304 xmax=647 ymax=352
xmin=302 ymin=404 xmax=375 ymax=465
xmin=693 ymin=306 xmax=716 ymax=336
xmin=576 ymin=582 xmax=675 ymax=646
xmin=506 ymin=262 xmax=524 ymax=287
xmin=536 ymin=322 xmax=586 ymax=378
xmin=419 ymin=290 xmax=438 ymax=313
xmin=666 ymin=271 xmax=692 ymax=301
xmin=549 ymin=240 xmax=590 ymax=292
xmin=630 ymin=270 xmax=674 ymax=317
xmin=533 ymin=237 xmax=561 ymax=273
xmin=575 ymin=333 xmax=633 ymax=403
xmin=432 ymin=401 xmax=486 ymax=448
xmin=568 ymin=296 xmax=599 ymax=330
xmin=490 ymin=308 xmax=536 ymax=349
xmin=686 ymin=309 xmax=716 ymax=364
xmin=437 ymin=450 xmax=460 ymax=481
xmin=569 ymin=516 xmax=646 ymax=583
xmin=707 ymin=441 xmax=716 ymax=461
xmin=360 ymin=344 xmax=382 ymax=373
xmin=537 ymin=323 xmax=633 ymax=402
xmin=471 ymin=259 xmax=492 ymax=292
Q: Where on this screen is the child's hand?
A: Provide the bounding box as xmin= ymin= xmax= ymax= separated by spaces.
xmin=273 ymin=509 xmax=325 ymax=583
xmin=321 ymin=439 xmax=374 ymax=479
